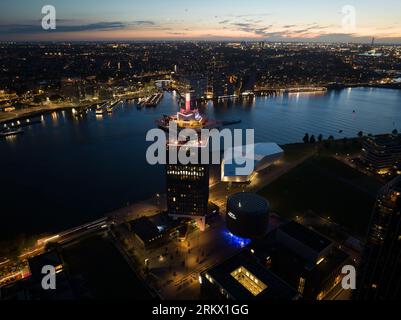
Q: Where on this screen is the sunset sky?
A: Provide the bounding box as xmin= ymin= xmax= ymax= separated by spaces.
xmin=1 ymin=0 xmax=401 ymax=43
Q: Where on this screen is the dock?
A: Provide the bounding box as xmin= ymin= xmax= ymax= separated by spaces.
xmin=138 ymin=93 xmax=164 ymax=108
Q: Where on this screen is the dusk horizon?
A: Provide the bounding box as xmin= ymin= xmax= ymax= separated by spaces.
xmin=1 ymin=0 xmax=401 ymax=43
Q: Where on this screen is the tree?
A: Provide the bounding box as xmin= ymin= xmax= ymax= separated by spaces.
xmin=358 ymin=131 xmax=363 ymax=138
xmin=392 ymin=129 xmax=398 ymax=136
xmin=303 ymin=133 xmax=310 ymax=144
xmin=310 ymin=135 xmax=316 ymax=144
xmin=318 ymin=134 xmax=323 ymax=143
xmin=328 ymin=135 xmax=335 ymax=141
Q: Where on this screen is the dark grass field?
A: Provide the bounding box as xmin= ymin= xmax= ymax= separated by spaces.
xmin=258 ymin=155 xmax=383 ymax=237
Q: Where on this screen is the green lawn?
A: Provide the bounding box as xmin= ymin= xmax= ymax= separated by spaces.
xmin=281 ymin=143 xmax=316 ymax=162
xmin=258 ymin=156 xmax=383 ymax=237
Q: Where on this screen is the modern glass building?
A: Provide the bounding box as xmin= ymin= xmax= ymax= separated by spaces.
xmin=166 ymin=156 xmax=210 ymax=223
xmin=362 ymin=134 xmax=401 ymax=175
xmin=356 ymin=175 xmax=401 ymax=299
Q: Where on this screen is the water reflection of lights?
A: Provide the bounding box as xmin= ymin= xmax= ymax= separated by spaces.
xmin=5 ymin=135 xmax=17 ymax=142
xmin=224 ymin=230 xmax=251 ymax=248
xmin=51 ymin=112 xmax=58 ymax=123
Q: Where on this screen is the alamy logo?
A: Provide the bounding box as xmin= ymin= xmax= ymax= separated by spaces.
xmin=342 ymin=265 xmax=356 ymax=290
xmin=41 ymin=265 xmax=56 ymax=290
xmin=341 ymin=5 xmax=356 ymax=33
xmin=146 ymin=122 xmax=255 ymax=176
xmin=41 ymin=5 xmax=56 ymax=30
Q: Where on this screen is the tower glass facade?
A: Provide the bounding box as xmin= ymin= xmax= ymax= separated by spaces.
xmin=356 ymin=176 xmax=401 ymax=299
xmin=166 ymin=150 xmax=209 ymax=218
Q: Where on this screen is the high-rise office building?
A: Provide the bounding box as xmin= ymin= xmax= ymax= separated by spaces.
xmin=356 ymin=176 xmax=401 ymax=299
xmin=166 ymin=156 xmax=209 ymax=228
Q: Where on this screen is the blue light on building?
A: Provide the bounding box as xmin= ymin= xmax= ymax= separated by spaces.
xmin=223 ymin=230 xmax=251 ymax=248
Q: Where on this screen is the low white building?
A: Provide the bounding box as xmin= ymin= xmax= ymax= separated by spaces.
xmin=221 ymin=143 xmax=284 ymax=183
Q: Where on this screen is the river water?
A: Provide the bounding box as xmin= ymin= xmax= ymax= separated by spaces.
xmin=1 ymin=87 xmax=400 ymax=241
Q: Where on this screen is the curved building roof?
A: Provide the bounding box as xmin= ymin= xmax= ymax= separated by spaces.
xmin=222 ymin=142 xmax=284 ymax=182
xmin=227 ymin=192 xmax=270 ymax=214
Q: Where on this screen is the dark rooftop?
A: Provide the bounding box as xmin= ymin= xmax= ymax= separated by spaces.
xmin=28 ymin=251 xmax=62 ymax=279
xmin=309 ymin=247 xmax=350 ymax=283
xmin=28 ymin=251 xmax=76 ymax=300
xmin=204 ymin=251 xmax=299 ymax=300
xmin=129 ymin=217 xmax=161 ymax=243
xmin=279 ymin=221 xmax=332 ymax=252
xmin=366 ymin=134 xmax=401 ymax=147
xmin=227 ymin=193 xmax=270 ymax=214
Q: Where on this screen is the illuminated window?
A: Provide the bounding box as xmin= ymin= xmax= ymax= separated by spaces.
xmin=55 ymin=264 xmax=63 ymax=274
xmin=298 ymin=277 xmax=306 ymax=294
xmin=231 ymin=267 xmax=267 ymax=296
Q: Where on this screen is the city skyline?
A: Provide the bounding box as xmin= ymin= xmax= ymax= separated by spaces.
xmin=0 ymin=2 xmax=401 ymax=302
xmin=1 ymin=0 xmax=401 ymax=43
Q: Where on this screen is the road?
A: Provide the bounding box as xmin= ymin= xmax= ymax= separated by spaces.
xmin=0 ymin=217 xmax=111 ymax=287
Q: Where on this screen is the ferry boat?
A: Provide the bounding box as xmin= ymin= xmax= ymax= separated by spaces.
xmin=95 ymin=105 xmax=106 ymax=115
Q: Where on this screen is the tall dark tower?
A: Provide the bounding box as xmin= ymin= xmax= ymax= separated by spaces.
xmin=165 ymin=93 xmax=210 ymax=231
xmin=356 ymin=176 xmax=401 ymax=300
